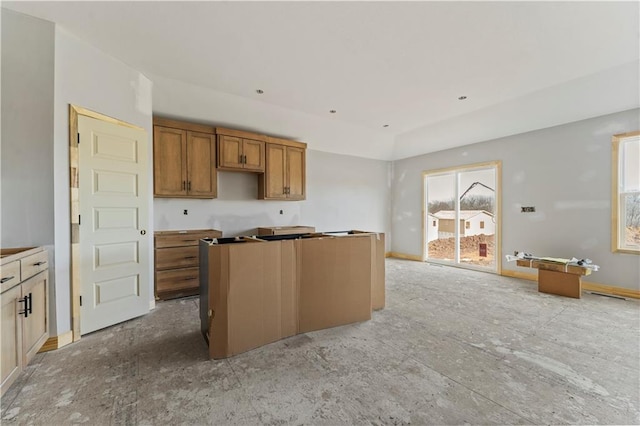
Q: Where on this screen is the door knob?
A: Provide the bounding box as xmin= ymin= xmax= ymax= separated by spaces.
xmin=140 ymin=230 xmax=147 ymax=235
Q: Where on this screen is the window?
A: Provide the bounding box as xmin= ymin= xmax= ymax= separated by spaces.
xmin=612 ymin=131 xmax=640 ymax=253
xmin=424 ymin=161 xmax=501 ymax=272
xmin=480 ymin=221 xmax=485 ymax=229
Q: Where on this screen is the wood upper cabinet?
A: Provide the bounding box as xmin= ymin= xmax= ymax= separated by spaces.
xmin=153 ymin=126 xmax=186 ymax=196
xmin=286 ymin=146 xmax=305 ymax=200
xmin=153 ymin=117 xmax=217 ymax=199
xmin=259 ymin=137 xmax=306 ymax=200
xmin=216 ymin=128 xmax=265 ymax=172
xmin=187 ymin=132 xmax=217 ymax=197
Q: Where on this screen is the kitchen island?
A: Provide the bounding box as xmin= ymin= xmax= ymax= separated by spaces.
xmin=199 ymin=231 xmax=385 ymax=359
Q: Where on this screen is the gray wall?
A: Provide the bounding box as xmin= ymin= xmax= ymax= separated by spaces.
xmin=1 ymin=10 xmax=155 ymax=336
xmin=154 ymin=150 xmax=391 ymax=242
xmin=391 ymin=108 xmax=640 ymax=291
xmin=152 ymin=75 xmax=392 ymax=245
xmin=51 ymin=26 xmax=154 ymax=334
xmin=301 ymin=150 xmax=390 ymax=236
xmin=1 ymin=9 xmax=55 ymax=246
xmin=1 ymin=9 xmax=56 ymax=330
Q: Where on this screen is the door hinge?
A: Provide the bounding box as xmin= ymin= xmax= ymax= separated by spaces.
xmin=77 ymin=133 xmax=80 ymax=145
xmin=80 ymin=295 xmax=82 ymax=306
xmin=78 ymin=215 xmax=81 ymax=225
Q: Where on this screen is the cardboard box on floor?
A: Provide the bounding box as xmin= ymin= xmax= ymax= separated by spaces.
xmin=200 ymin=231 xmax=385 ymax=359
xmin=353 ymin=231 xmax=385 ymax=311
xmin=297 ymin=232 xmax=373 ymax=333
xmin=200 ymin=237 xmax=298 ymax=359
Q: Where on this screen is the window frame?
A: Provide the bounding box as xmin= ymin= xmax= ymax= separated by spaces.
xmin=612 ymin=131 xmax=640 ymax=254
xmin=422 ymin=160 xmax=502 ymax=274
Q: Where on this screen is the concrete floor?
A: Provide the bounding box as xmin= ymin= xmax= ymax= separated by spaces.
xmin=2 ymin=258 xmax=639 ymax=425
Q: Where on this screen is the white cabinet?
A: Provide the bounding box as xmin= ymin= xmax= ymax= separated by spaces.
xmin=1 ymin=247 xmax=49 ymax=396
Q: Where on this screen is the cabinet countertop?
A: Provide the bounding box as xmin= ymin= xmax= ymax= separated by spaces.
xmin=1 ymin=247 xmax=44 ymax=266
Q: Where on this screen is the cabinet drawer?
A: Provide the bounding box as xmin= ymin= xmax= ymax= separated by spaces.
xmin=155 ymin=231 xmax=222 ymax=248
xmin=156 ymin=247 xmax=199 ymax=270
xmin=156 ymin=267 xmax=200 ymax=294
xmin=0 ymin=261 xmax=20 ymax=293
xmin=20 ymin=251 xmax=48 ymax=281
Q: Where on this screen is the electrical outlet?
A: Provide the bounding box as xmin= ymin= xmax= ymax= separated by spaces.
xmin=521 ymin=206 xmax=536 ymax=213
xmin=279 ymin=210 xmax=283 ymax=215
xmin=183 ymin=209 xmax=188 ymax=215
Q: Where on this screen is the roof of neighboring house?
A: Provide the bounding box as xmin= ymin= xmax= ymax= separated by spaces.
xmin=432 ymin=210 xmax=494 ymax=220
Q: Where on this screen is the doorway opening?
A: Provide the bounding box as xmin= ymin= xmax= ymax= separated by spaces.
xmin=423 ymin=161 xmax=501 ymax=273
xmin=69 ymin=105 xmax=150 ymax=340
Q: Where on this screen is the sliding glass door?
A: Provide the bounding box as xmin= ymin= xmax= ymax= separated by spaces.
xmin=424 ymin=162 xmax=500 ymax=272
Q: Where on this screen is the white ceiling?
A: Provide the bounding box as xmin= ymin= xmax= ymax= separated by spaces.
xmin=4 ymin=1 xmax=640 ymax=160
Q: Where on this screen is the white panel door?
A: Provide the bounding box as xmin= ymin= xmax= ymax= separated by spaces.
xmin=78 ymin=115 xmax=149 ymax=335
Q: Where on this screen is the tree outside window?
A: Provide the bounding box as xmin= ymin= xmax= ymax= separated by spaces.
xmin=612 ymin=131 xmax=640 ymax=253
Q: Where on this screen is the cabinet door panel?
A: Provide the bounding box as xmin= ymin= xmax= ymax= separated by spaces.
xmin=265 ymin=144 xmax=287 ymax=198
xmin=1 ymin=285 xmax=22 ymax=396
xmin=187 ymin=132 xmax=217 ymax=198
xmin=21 ymin=271 xmax=48 ymax=366
xmin=242 ymin=139 xmax=265 ymax=172
xmin=286 ymin=146 xmax=306 ymax=200
xmin=218 ymin=135 xmax=243 ymax=169
xmin=154 ymin=126 xmax=187 ymax=196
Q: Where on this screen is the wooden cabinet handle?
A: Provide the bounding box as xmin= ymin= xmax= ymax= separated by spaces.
xmin=34 ymin=261 xmax=47 ymax=266
xmin=183 ymin=181 xmax=186 ymax=190
xmin=184 ymin=256 xmax=197 ymax=259
xmin=0 ymin=276 xmax=14 ymax=283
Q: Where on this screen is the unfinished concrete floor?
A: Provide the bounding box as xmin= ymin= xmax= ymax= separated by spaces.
xmin=2 ymin=258 xmax=639 ymax=425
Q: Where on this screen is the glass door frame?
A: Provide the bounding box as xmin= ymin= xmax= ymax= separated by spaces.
xmin=422 ymin=160 xmax=502 ymax=274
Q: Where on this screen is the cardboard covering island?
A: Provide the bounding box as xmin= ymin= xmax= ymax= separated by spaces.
xmin=199 ymin=231 xmax=385 ymax=359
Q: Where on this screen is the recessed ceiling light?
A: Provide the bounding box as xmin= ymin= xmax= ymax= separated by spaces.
xmin=256 ymin=89 xmax=264 ymax=94
xmin=383 ymin=124 xmax=389 ymax=128
xmin=329 ymin=110 xmax=336 ymax=114
xmin=458 ymin=95 xmax=467 ymax=100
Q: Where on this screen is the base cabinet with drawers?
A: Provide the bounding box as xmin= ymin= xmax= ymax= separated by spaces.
xmin=1 ymin=247 xmax=49 ymax=397
xmin=155 ymin=229 xmax=222 ymax=300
